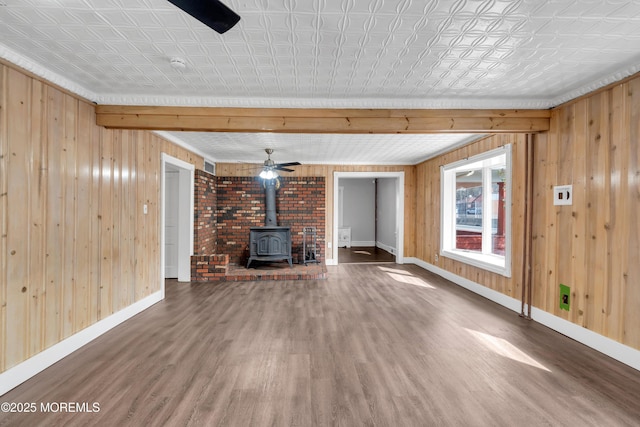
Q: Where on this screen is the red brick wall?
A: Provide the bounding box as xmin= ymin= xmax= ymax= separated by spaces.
xmin=216 ymin=177 xmax=325 ymax=264
xmin=193 ymin=169 xmax=217 ymax=255
xmin=190 ymin=254 xmax=229 ymax=282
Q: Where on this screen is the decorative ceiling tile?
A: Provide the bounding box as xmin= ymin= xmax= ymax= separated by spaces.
xmin=162 ymin=131 xmax=485 ymax=165
xmin=2 ymin=0 xmax=640 ymax=163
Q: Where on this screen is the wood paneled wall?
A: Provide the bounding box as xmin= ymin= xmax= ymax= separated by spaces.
xmin=0 ymin=65 xmax=202 ymax=373
xmin=412 ymin=134 xmax=528 ymax=299
xmin=412 ymin=76 xmax=640 ymax=352
xmin=215 ymin=164 xmax=416 ymax=260
xmin=3 ymin=58 xmax=638 ymax=377
xmin=532 ymin=77 xmax=640 ymax=350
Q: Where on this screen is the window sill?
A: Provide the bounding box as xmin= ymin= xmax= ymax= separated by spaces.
xmin=441 ymin=249 xmax=511 ymax=278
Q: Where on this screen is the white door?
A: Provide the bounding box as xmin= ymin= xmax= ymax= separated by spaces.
xmin=164 ymin=170 xmax=179 ymax=278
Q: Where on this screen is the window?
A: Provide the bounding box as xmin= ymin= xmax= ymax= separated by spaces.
xmin=441 ymin=145 xmax=511 ymax=277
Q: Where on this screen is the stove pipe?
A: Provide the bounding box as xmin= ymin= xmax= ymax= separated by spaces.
xmin=264 ymin=179 xmax=277 ymax=226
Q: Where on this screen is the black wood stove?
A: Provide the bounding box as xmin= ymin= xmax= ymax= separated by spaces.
xmin=247 ymin=226 xmax=292 ymax=268
xmin=247 ymin=178 xmax=292 ymax=268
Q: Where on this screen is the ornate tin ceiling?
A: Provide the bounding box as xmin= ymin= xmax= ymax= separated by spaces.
xmin=2 ymin=0 xmax=639 ymax=163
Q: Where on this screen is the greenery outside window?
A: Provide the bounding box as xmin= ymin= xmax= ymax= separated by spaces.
xmin=440 ymin=145 xmax=511 ymax=277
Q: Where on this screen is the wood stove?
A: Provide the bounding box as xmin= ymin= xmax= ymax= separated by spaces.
xmin=247 ymin=226 xmax=292 ymax=268
xmin=246 ymin=178 xmax=293 ymax=268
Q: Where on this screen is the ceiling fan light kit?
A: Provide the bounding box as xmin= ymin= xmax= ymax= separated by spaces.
xmin=167 ymin=0 xmax=241 ymax=34
xmin=259 ymin=169 xmax=278 ymax=180
xmin=259 ymin=148 xmax=301 ymax=179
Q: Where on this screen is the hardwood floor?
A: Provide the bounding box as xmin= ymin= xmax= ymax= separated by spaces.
xmin=338 ymin=246 xmax=395 ymax=263
xmin=2 ymin=264 xmax=640 ymax=426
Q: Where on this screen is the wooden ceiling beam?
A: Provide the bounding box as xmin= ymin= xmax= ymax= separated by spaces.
xmin=95 ymin=106 xmax=550 ymax=133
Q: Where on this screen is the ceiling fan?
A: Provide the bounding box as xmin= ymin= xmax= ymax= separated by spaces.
xmin=167 ymin=0 xmax=241 ymax=34
xmin=259 ymin=149 xmax=301 ymax=179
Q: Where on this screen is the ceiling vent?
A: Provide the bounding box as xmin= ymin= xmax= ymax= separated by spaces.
xmin=204 ymin=160 xmax=216 ymax=175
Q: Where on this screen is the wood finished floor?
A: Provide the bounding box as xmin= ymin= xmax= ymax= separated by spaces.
xmin=338 ymin=246 xmax=395 ymax=263
xmin=2 ymin=264 xmax=640 ymax=426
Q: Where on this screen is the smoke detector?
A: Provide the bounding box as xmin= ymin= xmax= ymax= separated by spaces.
xmin=170 ymin=57 xmax=186 ymax=70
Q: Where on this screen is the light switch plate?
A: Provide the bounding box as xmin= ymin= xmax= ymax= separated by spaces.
xmin=553 ymin=185 xmax=572 ymax=206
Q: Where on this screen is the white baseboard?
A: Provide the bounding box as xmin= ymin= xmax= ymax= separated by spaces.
xmin=530 ymin=308 xmax=640 ymax=372
xmin=405 ymin=257 xmax=640 ymax=372
xmin=406 ymin=257 xmax=522 ymax=313
xmin=375 ymin=241 xmax=396 ymax=255
xmin=0 ymin=291 xmax=163 ymax=397
xmin=351 ymin=240 xmax=376 ymax=247
xmin=326 ymin=258 xmax=337 ymax=266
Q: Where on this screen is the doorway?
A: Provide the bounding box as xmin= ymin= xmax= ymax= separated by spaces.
xmin=161 ymin=154 xmax=194 ymax=284
xmin=333 ymin=172 xmax=404 ymax=265
xmin=165 ymin=169 xmax=180 ymax=277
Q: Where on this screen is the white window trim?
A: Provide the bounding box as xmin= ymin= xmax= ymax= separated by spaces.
xmin=440 ymin=145 xmax=512 ymax=277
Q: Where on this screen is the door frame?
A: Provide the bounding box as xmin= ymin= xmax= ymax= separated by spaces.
xmin=161 ymin=153 xmax=194 ymax=289
xmin=333 ymin=171 xmax=404 ymax=265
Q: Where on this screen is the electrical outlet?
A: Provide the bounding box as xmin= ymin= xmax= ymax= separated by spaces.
xmin=434 ymin=253 xmax=439 ymax=263
xmin=554 ymin=185 xmax=572 ymax=206
xmin=559 ymin=284 xmax=570 ymax=311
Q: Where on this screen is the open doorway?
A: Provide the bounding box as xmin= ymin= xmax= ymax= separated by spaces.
xmin=161 ymin=154 xmax=194 ymax=285
xmin=333 ymin=172 xmax=404 ymax=265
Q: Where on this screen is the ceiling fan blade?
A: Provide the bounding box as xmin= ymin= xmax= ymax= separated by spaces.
xmin=274 ymin=167 xmax=295 ymax=172
xmin=275 ymin=162 xmax=301 ymax=167
xmin=167 ymin=0 xmax=241 ymax=34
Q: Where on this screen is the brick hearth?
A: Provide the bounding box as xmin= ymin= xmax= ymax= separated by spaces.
xmin=225 ymin=262 xmax=327 ymax=282
xmin=190 ymin=254 xmax=326 ymax=282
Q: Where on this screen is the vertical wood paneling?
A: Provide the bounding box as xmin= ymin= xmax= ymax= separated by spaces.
xmin=148 ymin=135 xmax=161 ymax=293
xmin=5 ymin=68 xmax=31 ymax=368
xmin=585 ymin=92 xmax=608 ymax=334
xmin=0 ymin=64 xmax=7 ymax=372
xmin=28 ymin=79 xmax=46 ymax=357
xmin=533 ymin=74 xmax=640 ymax=352
xmin=543 ymin=114 xmax=559 ymax=313
xmin=99 ymin=127 xmax=113 ymax=319
xmin=531 ymin=132 xmax=548 ymax=309
xmin=62 ymin=92 xmax=78 ymax=339
xmin=607 ymin=84 xmax=629 ymax=342
xmin=44 ymin=84 xmax=64 ymax=349
xmin=0 ymin=65 xmax=202 ymax=374
xmin=75 ymin=100 xmax=93 ymax=331
xmin=510 ymin=136 xmax=525 ymax=297
xmin=555 ymin=104 xmax=574 ymax=323
xmin=570 ymin=100 xmax=587 ymax=327
xmin=121 ymin=131 xmax=135 ymax=308
xmin=404 ymin=166 xmax=417 ymax=258
xmin=89 ymin=111 xmax=102 ymax=326
xmin=134 ymin=132 xmax=148 ymax=301
xmin=111 ymin=130 xmax=122 ymax=314
xmin=623 ymin=77 xmax=640 ymax=348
